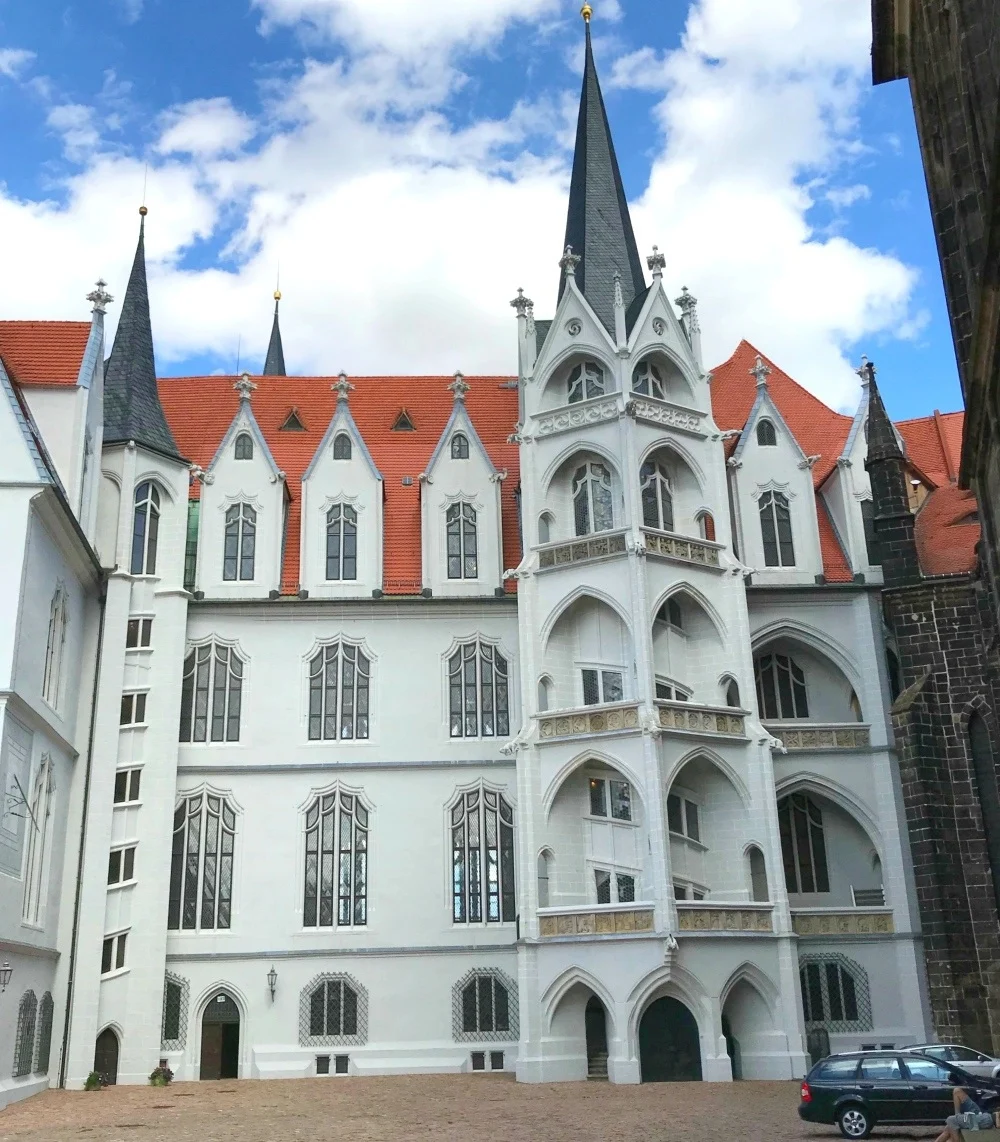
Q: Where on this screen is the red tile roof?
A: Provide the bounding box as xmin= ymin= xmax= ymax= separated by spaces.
xmin=158 ymin=375 xmax=521 ymax=596
xmin=897 ymin=409 xmax=964 ymax=488
xmin=0 ymin=320 xmax=91 ymax=386
xmin=914 ymin=484 xmax=980 ymax=576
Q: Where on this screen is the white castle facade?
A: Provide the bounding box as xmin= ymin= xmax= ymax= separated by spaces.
xmin=0 ymin=20 xmax=933 ymax=1106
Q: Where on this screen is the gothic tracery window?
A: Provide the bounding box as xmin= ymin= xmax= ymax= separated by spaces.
xmin=42 ymin=590 xmax=67 ymax=708
xmin=640 ymin=461 xmax=674 ymax=532
xmin=567 ymin=360 xmax=606 ymax=403
xmin=12 ymin=990 xmax=37 ymax=1078
xmin=131 ymin=482 xmax=160 ymax=575
xmin=451 ymin=785 xmax=515 ymax=924
xmin=179 ymin=642 xmax=245 ymax=743
xmin=33 ymin=992 xmax=53 ymax=1074
xmin=778 ymin=793 xmax=829 ymax=894
xmin=755 ymin=652 xmax=809 ymax=719
xmin=446 ymin=502 xmax=478 ymax=579
xmin=759 ymin=490 xmax=795 ymax=566
xmin=309 ymin=643 xmax=370 ymax=740
xmin=448 ymin=641 xmax=509 ymax=738
xmin=223 ymin=502 xmax=257 ymax=581
xmin=799 ymin=954 xmax=871 ymax=1032
xmin=303 ymin=789 xmax=369 ymax=927
xmin=572 ymin=462 xmax=614 ymax=536
xmin=168 ymin=792 xmax=236 ymax=930
xmin=632 ymin=359 xmax=666 ymax=399
xmin=326 ymin=504 xmax=358 ymax=581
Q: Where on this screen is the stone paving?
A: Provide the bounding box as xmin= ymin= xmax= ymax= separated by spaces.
xmin=0 ymin=1075 xmax=941 ymax=1142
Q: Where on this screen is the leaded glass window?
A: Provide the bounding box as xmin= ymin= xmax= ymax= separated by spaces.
xmin=179 ymin=643 xmax=244 ymax=743
xmin=757 ymin=419 xmax=777 ymax=446
xmin=12 ymin=991 xmax=36 ymax=1078
xmin=640 ymin=461 xmax=673 ymax=531
xmin=446 ymin=502 xmax=478 ymax=579
xmin=567 ymin=360 xmax=605 ymax=403
xmin=333 ymin=433 xmax=352 ymax=460
xmin=309 ymin=979 xmax=359 ymax=1037
xmin=33 ymin=993 xmax=53 ymax=1074
xmin=462 ymin=975 xmax=509 ymax=1033
xmin=451 ymin=785 xmax=515 ymax=924
xmin=759 ymin=490 xmax=795 ymax=566
xmin=632 ymin=359 xmax=666 ymax=399
xmin=234 ymin=432 xmax=253 ymax=460
xmin=799 ymin=954 xmax=871 ymax=1032
xmin=326 ymin=505 xmax=358 ymax=581
xmin=448 ymin=641 xmax=509 ymax=738
xmin=303 ymin=789 xmax=369 ymax=927
xmin=451 ymin=433 xmax=469 ymax=459
xmin=223 ymin=502 xmax=256 ymax=581
xmin=755 ymin=653 xmax=808 ymax=719
xmin=162 ymin=980 xmax=183 ymax=1044
xmin=131 ymin=482 xmax=160 ymax=575
xmin=572 ymin=463 xmax=614 ymax=535
xmin=308 ymin=643 xmax=370 ymax=740
xmin=167 ymin=792 xmax=236 ymax=930
xmin=778 ymin=793 xmax=829 ymax=894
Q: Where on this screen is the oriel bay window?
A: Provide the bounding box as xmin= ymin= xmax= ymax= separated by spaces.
xmin=223 ymin=502 xmax=256 ymax=581
xmin=572 ymin=462 xmax=614 ymax=535
xmin=179 ymin=642 xmax=245 ymax=743
xmin=567 ymin=360 xmax=606 ymax=403
xmin=303 ymin=789 xmax=369 ymax=927
xmin=309 ymin=642 xmax=370 ymax=740
xmin=449 ymin=640 xmax=509 ymax=738
xmin=581 ymin=666 xmax=623 ymax=706
xmin=168 ymin=792 xmax=237 ymax=930
xmin=640 ymin=461 xmax=674 ymax=532
xmin=451 ymin=785 xmax=515 ymax=924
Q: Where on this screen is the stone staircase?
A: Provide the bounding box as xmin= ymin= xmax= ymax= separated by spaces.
xmin=587 ymin=1051 xmax=609 ymax=1081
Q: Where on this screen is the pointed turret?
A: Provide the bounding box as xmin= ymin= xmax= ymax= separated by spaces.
xmin=263 ymin=290 xmax=286 ymax=376
xmin=103 ymin=208 xmax=183 ymax=460
xmin=559 ymin=5 xmax=647 ymax=334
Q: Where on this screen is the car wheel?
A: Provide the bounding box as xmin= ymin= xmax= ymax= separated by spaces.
xmin=837 ymin=1105 xmax=872 ymax=1139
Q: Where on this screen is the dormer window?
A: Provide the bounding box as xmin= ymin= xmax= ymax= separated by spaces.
xmin=333 ymin=433 xmax=352 ymax=460
xmin=234 ymin=433 xmax=253 ymax=460
xmin=446 ymin=503 xmax=478 ymax=579
xmin=759 ymin=490 xmax=795 ymax=567
xmin=451 ymin=433 xmax=469 ymax=459
xmin=280 ymin=408 xmax=306 ymax=432
xmin=632 ymin=360 xmax=666 ymax=399
xmin=223 ymin=503 xmax=257 ymax=581
xmin=567 ymin=360 xmax=605 ymax=404
xmin=756 ymin=419 xmax=777 ymax=446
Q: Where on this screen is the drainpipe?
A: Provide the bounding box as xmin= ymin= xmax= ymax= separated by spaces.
xmin=59 ymin=582 xmax=107 ymax=1088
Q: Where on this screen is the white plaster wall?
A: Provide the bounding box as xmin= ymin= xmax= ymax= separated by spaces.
xmin=20 ymin=387 xmax=83 ymax=506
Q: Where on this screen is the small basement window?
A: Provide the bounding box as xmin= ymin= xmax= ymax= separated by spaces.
xmin=335 ymin=1055 xmax=349 ymax=1074
xmin=316 ymin=1055 xmax=330 ymax=1075
xmin=471 ymin=1052 xmax=486 ymax=1071
xmin=490 ymin=1051 xmax=504 ymax=1071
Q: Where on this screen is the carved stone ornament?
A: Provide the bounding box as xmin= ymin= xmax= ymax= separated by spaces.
xmin=628 ymin=398 xmax=706 ymax=436
xmin=333 ymin=373 xmax=355 ymax=402
xmin=509 ymin=288 xmax=534 ymax=318
xmin=448 ymin=373 xmax=470 ymax=401
xmin=566 ymin=319 xmax=583 ymax=337
xmin=750 ymin=355 xmax=772 ymax=388
xmin=559 ymin=245 xmax=581 ymax=277
xmin=647 ymin=245 xmax=667 ymax=276
xmin=234 ymin=373 xmax=257 ymax=401
xmin=86 ymin=279 xmax=113 ymax=314
xmin=535 ymin=396 xmax=619 ymax=438
xmin=652 ymin=317 xmax=666 ymax=336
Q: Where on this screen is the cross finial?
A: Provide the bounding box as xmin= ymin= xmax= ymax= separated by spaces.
xmin=750 ymin=354 xmax=771 ymax=388
xmin=510 ymin=287 xmax=534 ymax=318
xmin=856 ymin=355 xmax=876 ymax=386
xmin=647 ymin=245 xmax=666 ymax=277
xmin=449 ymin=372 xmax=470 ymax=402
xmin=559 ymin=245 xmax=581 ymax=278
xmin=333 ymin=372 xmax=355 ymax=402
xmin=86 ymin=279 xmax=113 ymax=314
xmin=234 ymin=372 xmax=257 ymax=401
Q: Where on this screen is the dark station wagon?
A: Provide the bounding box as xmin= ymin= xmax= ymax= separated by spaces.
xmin=798 ymin=1050 xmax=1000 ymax=1138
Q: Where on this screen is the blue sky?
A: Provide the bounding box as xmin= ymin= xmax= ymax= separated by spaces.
xmin=0 ymin=0 xmax=962 ymax=419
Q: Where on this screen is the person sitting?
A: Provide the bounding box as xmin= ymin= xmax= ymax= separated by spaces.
xmin=934 ymin=1087 xmax=1000 ymax=1142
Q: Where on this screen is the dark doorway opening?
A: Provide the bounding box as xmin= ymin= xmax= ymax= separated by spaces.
xmin=94 ymin=1027 xmax=119 ymax=1085
xmin=584 ymin=995 xmax=609 ymax=1080
xmin=639 ymin=996 xmax=702 ymax=1082
xmin=200 ymin=992 xmax=240 ymax=1080
xmin=721 ymin=1013 xmax=741 ymax=1080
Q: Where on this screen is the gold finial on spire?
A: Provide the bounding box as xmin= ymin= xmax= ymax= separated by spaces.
xmin=581 ymin=3 xmax=593 ymax=22
xmin=139 ymin=205 xmax=148 ymax=216
xmin=274 ymin=289 xmax=282 ymax=301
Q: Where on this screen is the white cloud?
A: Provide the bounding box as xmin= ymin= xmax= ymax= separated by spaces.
xmin=115 ymin=0 xmax=144 ymax=23
xmin=826 ymin=183 xmax=871 ymax=209
xmin=157 ymin=98 xmax=256 ymax=157
xmin=0 ymin=48 xmax=35 ymax=79
xmin=46 ymin=104 xmax=102 ymax=161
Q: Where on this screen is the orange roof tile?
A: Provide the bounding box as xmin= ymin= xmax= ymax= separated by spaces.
xmin=897 ymin=409 xmax=965 ymax=488
xmin=816 ymin=499 xmax=853 ymax=582
xmin=0 ymin=320 xmax=91 ymax=386
xmin=158 ymin=375 xmax=521 ymax=596
xmin=914 ymin=484 xmax=979 ymax=576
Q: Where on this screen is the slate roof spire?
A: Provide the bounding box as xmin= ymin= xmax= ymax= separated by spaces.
xmin=103 ymin=207 xmax=183 ymax=461
xmin=862 ymin=358 xmax=904 ymax=464
xmin=264 ymin=288 xmax=286 ymax=376
xmin=559 ymin=5 xmax=647 ymax=334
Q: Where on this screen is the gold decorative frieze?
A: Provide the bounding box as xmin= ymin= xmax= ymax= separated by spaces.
xmin=676 ymin=906 xmax=773 ymax=933
xmin=628 ymin=398 xmax=707 ymax=436
xmin=792 ymin=910 xmax=894 ymax=936
xmin=537 ymin=530 xmax=627 ymax=570
xmin=538 ymin=906 xmax=655 ymax=939
xmin=538 ymin=704 xmax=640 ymax=740
xmin=534 ymin=397 xmax=621 ymax=438
xmin=643 ymin=529 xmax=721 ymax=568
xmin=657 ymin=701 xmax=745 ymax=737
xmin=766 ymin=724 xmax=871 ymax=750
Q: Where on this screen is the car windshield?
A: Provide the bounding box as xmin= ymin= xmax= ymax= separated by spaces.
xmin=861 ymin=1057 xmax=902 ymax=1079
xmin=814 ymin=1058 xmax=861 ymax=1081
xmin=904 ymin=1058 xmax=954 ymax=1082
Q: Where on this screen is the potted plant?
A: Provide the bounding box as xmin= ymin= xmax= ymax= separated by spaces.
xmin=84 ymin=1071 xmax=107 ymax=1091
xmin=148 ymin=1064 xmax=174 ymax=1087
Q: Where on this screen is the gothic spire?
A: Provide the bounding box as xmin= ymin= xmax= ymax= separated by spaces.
xmin=263 ymin=289 xmax=286 ymax=376
xmin=862 ymin=359 xmax=904 ymax=464
xmin=559 ymin=5 xmax=647 ymax=334
xmin=103 ymin=207 xmax=183 ymax=461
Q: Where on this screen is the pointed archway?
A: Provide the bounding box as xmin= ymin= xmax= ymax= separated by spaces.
xmin=584 ymin=996 xmax=609 ymax=1080
xmin=638 ymin=996 xmax=702 ymax=1082
xmin=200 ymin=991 xmax=241 ymax=1080
xmin=94 ymin=1027 xmax=119 ymax=1086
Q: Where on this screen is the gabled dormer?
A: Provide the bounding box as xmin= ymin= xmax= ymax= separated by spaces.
xmin=300 ymin=374 xmax=383 ymax=598
xmin=196 ymin=374 xmax=286 ymax=598
xmin=421 ymin=375 xmax=504 ymax=598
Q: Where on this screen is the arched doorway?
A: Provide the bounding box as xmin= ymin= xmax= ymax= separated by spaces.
xmin=94 ymin=1028 xmax=119 ymax=1085
xmin=585 ymin=996 xmax=609 ymax=1080
xmin=200 ymin=992 xmax=240 ymax=1080
xmin=639 ymin=996 xmax=702 ymax=1082
xmin=721 ymin=978 xmax=774 ymax=1079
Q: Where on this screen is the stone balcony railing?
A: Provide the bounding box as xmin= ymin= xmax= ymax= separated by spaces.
xmin=764 ymin=722 xmax=871 ymax=750
xmin=538 ymin=903 xmax=655 ymax=939
xmin=642 ymin=528 xmax=722 ymax=569
xmin=656 ymin=700 xmax=747 ymax=738
xmin=537 ymin=702 xmax=641 ymax=742
xmin=790 ymin=907 xmax=894 ymax=936
xmin=627 ymin=396 xmax=708 ymax=437
xmin=536 ymin=529 xmax=628 ymax=571
xmin=531 ymin=394 xmax=622 ymax=439
xmin=676 ymin=902 xmax=774 ymax=933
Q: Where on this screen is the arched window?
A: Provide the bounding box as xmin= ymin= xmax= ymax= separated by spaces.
xmin=453 ymin=969 xmax=518 ymax=1040
xmin=632 ymin=359 xmax=666 ymax=399
xmin=12 ymin=990 xmax=37 ymax=1078
xmin=572 ymin=462 xmax=614 ymax=536
xmin=860 ymin=499 xmax=881 ymax=566
xmin=304 ymin=789 xmax=369 ymax=927
xmin=697 ymin=511 xmax=716 ymax=541
xmin=449 ymin=641 xmax=509 ymax=738
xmin=537 ymin=675 xmax=553 ymax=712
xmin=451 ymin=786 xmax=515 ymax=923
xmin=537 ymin=512 xmax=553 ymax=545
xmin=756 ymin=419 xmax=777 ymax=446
xmin=451 ymin=433 xmax=470 ymax=459
xmin=34 ymin=992 xmax=54 ymax=1074
xmin=778 ymin=793 xmax=829 ymax=893
xmin=22 ymin=756 xmax=53 ymax=925
xmin=168 ymin=792 xmax=236 ymax=930
xmin=326 ymin=504 xmax=358 ymax=581
xmin=131 ymin=482 xmax=160 ymax=575
xmin=179 ymin=642 xmax=245 ymax=743
xmin=799 ymin=954 xmax=871 ymax=1031
xmin=755 ymin=653 xmax=808 ymax=719
xmin=724 ymin=677 xmax=741 ymax=708
xmin=969 ymin=712 xmax=1000 ymax=912
xmin=309 ymin=643 xmax=370 ymax=740
xmin=333 ymin=432 xmax=352 ymax=460
xmin=234 ymin=432 xmax=253 ymax=460
xmin=42 ymin=590 xmax=67 ymax=708
xmin=747 ymin=846 xmax=769 ymax=901
xmin=308 ymin=977 xmax=360 ymax=1038
xmin=446 ymin=502 xmax=478 ymax=579
xmin=759 ymin=490 xmax=795 ymax=566
xmin=537 ymin=850 xmax=551 ymax=907
xmin=567 ymin=360 xmax=606 ymax=404
xmin=640 ymin=461 xmax=674 ymax=532
xmin=223 ymin=503 xmax=256 ymax=581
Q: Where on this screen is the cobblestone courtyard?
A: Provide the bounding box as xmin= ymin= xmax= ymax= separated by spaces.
xmin=0 ymin=1076 xmax=943 ymax=1142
